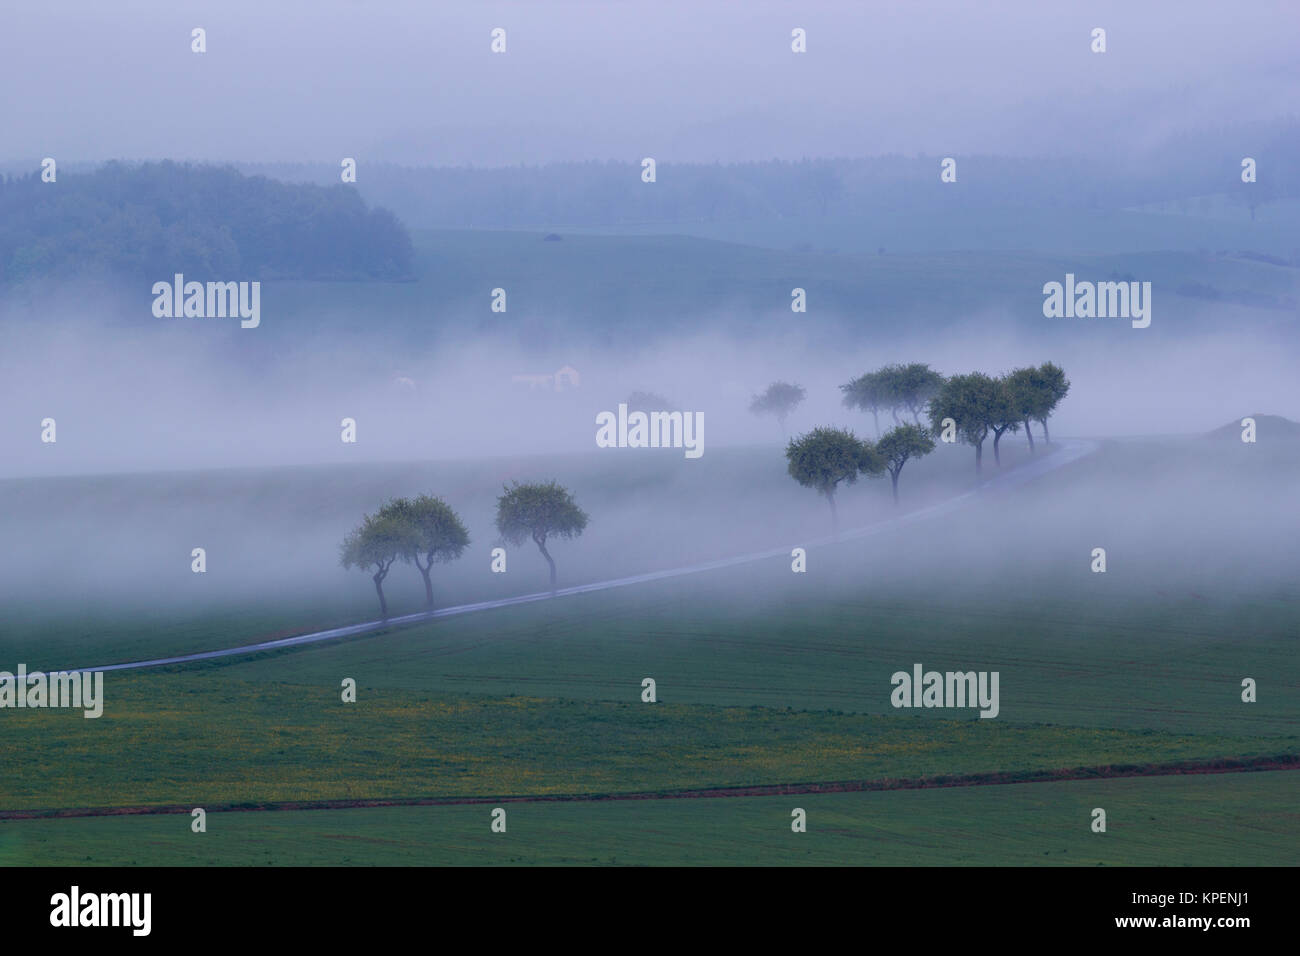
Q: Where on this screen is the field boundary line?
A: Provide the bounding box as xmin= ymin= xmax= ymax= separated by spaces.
xmin=2 ymin=750 xmax=1292 ymax=820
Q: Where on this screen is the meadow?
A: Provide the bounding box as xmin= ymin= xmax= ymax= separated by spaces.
xmin=262 ymin=228 xmax=1297 ymax=347
xmin=2 ymin=772 xmax=1292 ymax=866
xmin=0 ymin=434 xmax=1296 ymax=863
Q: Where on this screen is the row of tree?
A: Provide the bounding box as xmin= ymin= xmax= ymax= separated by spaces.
xmin=840 ymin=362 xmax=946 ymax=434
xmin=773 ymin=361 xmax=1070 ymax=529
xmin=343 ymin=364 xmax=1068 ymax=612
xmin=922 ymin=362 xmax=1070 ymax=470
xmin=786 ymin=422 xmax=935 ymax=529
xmin=340 ymin=482 xmax=588 ymax=618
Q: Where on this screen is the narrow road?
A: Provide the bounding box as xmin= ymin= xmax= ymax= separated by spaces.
xmin=67 ymin=439 xmax=1098 ymax=675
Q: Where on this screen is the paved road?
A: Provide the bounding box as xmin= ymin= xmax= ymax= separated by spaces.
xmin=67 ymin=439 xmax=1099 ymax=675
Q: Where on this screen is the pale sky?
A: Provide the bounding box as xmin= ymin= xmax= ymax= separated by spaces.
xmin=2 ymin=0 xmax=1296 ymax=165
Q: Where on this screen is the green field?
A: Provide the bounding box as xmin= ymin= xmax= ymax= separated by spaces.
xmin=263 ymin=229 xmax=1297 ymax=347
xmin=0 ymin=435 xmax=1296 ymax=864
xmin=2 ymin=772 xmax=1292 ymax=866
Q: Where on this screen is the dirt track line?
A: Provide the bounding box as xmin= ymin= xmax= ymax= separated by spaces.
xmin=61 ymin=439 xmax=1098 ymax=675
xmin=3 ymin=752 xmax=1293 ymax=821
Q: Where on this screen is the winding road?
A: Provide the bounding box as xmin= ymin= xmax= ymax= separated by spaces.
xmin=67 ymin=438 xmax=1099 ymax=675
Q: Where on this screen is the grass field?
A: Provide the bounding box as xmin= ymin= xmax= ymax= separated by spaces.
xmin=0 ymin=435 xmax=1296 ymax=864
xmin=260 ymin=229 xmax=1297 ymax=347
xmin=2 ymin=772 xmax=1292 ymax=866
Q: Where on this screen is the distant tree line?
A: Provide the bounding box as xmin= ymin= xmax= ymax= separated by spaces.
xmin=222 ymin=122 xmax=1300 ymax=230
xmin=0 ymin=161 xmax=415 ymax=285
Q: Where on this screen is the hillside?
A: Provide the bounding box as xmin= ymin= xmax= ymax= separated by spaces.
xmin=1207 ymin=414 xmax=1300 ymax=440
xmin=0 ymin=161 xmax=414 ymax=284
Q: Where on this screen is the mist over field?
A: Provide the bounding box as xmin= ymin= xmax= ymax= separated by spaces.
xmin=2 ymin=270 xmax=1299 ymax=637
xmin=0 ymin=0 xmax=1296 ymax=878
xmin=2 ymin=316 xmax=1299 ymax=649
xmin=1 ymin=296 xmax=1298 ymax=477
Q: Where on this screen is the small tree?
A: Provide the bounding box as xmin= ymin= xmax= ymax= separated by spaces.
xmin=893 ymin=363 xmax=946 ymax=425
xmin=1032 ymin=362 xmax=1071 ymax=444
xmin=380 ymin=495 xmax=470 ymax=610
xmin=876 ymin=424 xmax=935 ymax=504
xmin=496 ymin=480 xmax=589 ymax=594
xmin=749 ymin=381 xmax=806 ymax=436
xmin=840 ymin=371 xmax=888 ymax=437
xmin=928 ymin=372 xmax=999 ymax=475
xmin=988 ymin=376 xmax=1022 ymax=467
xmin=786 ymin=426 xmax=885 ymax=533
xmin=1005 ymin=366 xmax=1045 ymax=452
xmin=340 ymin=511 xmax=420 ymax=619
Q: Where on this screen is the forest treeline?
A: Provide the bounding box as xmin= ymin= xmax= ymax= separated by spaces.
xmin=222 ymin=121 xmax=1300 ymax=230
xmin=0 ymin=161 xmax=415 ymax=284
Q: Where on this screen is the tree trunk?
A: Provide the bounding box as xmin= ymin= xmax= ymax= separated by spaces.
xmin=372 ymin=571 xmax=389 ymax=619
xmin=890 ymin=470 xmax=900 ymax=504
xmin=1041 ymin=418 xmax=1051 ymax=444
xmin=891 ymin=408 xmax=902 ymax=426
xmin=912 ymin=410 xmax=922 ymax=426
xmin=871 ymin=410 xmax=880 ymax=438
xmin=416 ymin=557 xmax=434 ymax=610
xmin=827 ymin=489 xmax=839 ymax=536
xmin=1024 ymin=419 xmax=1035 ymax=452
xmin=536 ymin=535 xmax=557 ymax=594
xmin=993 ymin=429 xmax=1003 ymax=466
xmin=975 ymin=441 xmax=984 ymax=475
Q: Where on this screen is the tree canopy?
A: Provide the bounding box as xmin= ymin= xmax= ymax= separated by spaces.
xmin=340 ymin=510 xmax=421 ymax=618
xmin=786 ymin=426 xmax=885 ymax=530
xmin=987 ymin=376 xmax=1023 ymax=466
xmin=1006 ymin=362 xmax=1071 ymax=445
xmin=0 ymin=161 xmax=414 ymax=284
xmin=876 ymin=423 xmax=936 ymax=503
xmin=496 ymin=480 xmax=589 ymax=593
xmin=840 ymin=371 xmax=890 ymax=436
xmin=378 ymin=495 xmax=470 ymax=609
xmin=749 ymin=381 xmax=806 ymax=432
xmin=888 ymin=363 xmax=946 ymax=425
xmin=928 ymin=371 xmax=1001 ymax=474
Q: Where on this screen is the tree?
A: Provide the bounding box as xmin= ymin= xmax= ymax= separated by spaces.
xmin=340 ymin=510 xmax=420 ymax=619
xmin=749 ymin=381 xmax=806 ymax=435
xmin=893 ymin=363 xmax=946 ymax=425
xmin=1005 ymin=366 xmax=1048 ymax=452
xmin=843 ymin=364 xmax=940 ymax=432
xmin=785 ymin=426 xmax=885 ymax=533
xmin=1031 ymin=362 xmax=1071 ymax=443
xmin=876 ymin=424 xmax=935 ymax=504
xmin=840 ymin=371 xmax=889 ymax=437
xmin=928 ymin=372 xmax=1000 ymax=475
xmin=495 ymin=480 xmax=589 ymax=594
xmin=379 ymin=495 xmax=470 ymax=610
xmin=988 ymin=376 xmax=1022 ymax=467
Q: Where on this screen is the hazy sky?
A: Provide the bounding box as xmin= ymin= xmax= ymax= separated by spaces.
xmin=3 ymin=0 xmax=1297 ymax=166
